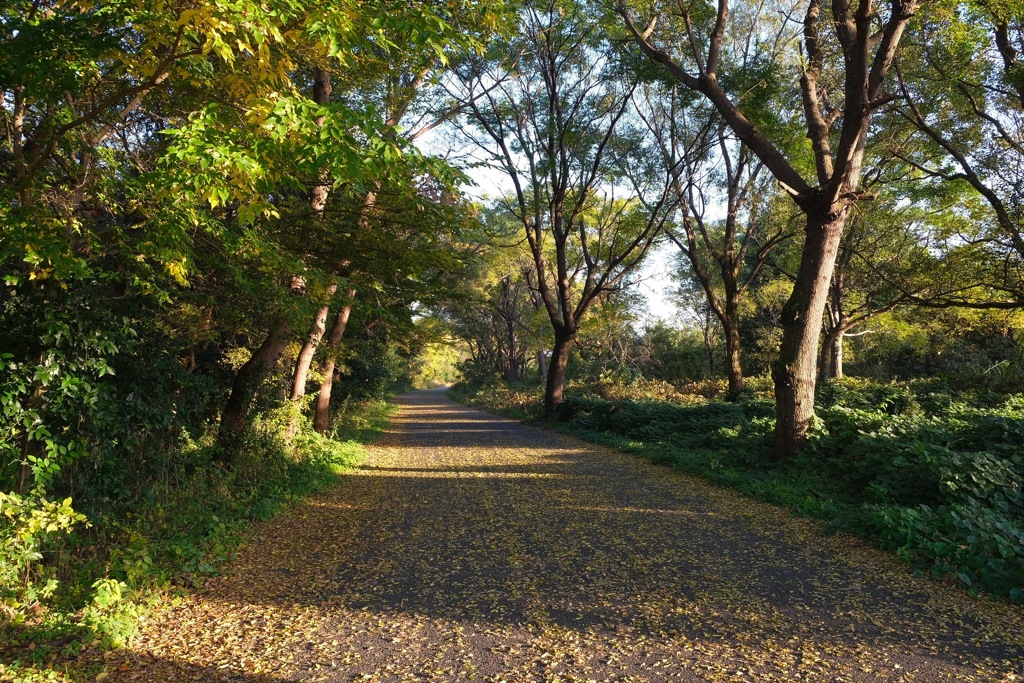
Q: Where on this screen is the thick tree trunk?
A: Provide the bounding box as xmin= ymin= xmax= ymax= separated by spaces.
xmin=219 ymin=317 xmax=292 ymax=448
xmin=543 ymin=330 xmax=574 ymax=416
xmin=723 ymin=292 xmax=745 ymax=401
xmin=313 ymin=290 xmax=356 ymax=434
xmin=772 ymin=203 xmax=848 ymax=459
xmin=723 ymin=321 xmax=745 ymax=402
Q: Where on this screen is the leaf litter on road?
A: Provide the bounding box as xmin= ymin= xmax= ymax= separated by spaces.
xmin=96 ymin=389 xmax=1023 ymax=682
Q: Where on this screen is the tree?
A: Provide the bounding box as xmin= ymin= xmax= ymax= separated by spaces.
xmin=890 ymin=0 xmax=1024 ymax=307
xmin=636 ymin=85 xmax=793 ymax=398
xmin=289 ymin=2 xmax=504 ymax=434
xmin=455 ymin=0 xmax=676 ymax=413
xmin=618 ymin=0 xmax=925 ymax=456
xmin=817 ymin=191 xmax=942 ymax=379
xmin=208 ymin=3 xmax=487 ymax=443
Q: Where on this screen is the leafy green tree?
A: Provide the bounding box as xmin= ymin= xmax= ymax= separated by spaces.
xmin=618 ymin=0 xmax=926 ymax=456
xmin=643 ymin=108 xmax=793 ymax=397
xmin=455 ymin=0 xmax=676 ymax=413
xmin=890 ymin=0 xmax=1024 ymax=307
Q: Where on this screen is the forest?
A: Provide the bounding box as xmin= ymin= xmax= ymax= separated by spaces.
xmin=1 ymin=0 xmax=1023 ymax=676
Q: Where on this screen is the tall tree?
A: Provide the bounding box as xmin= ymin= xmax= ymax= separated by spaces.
xmin=636 ymin=86 xmax=793 ymax=399
xmin=618 ymin=0 xmax=924 ymax=456
xmin=209 ymin=2 xmax=486 ymax=444
xmin=455 ymin=0 xmax=676 ymax=413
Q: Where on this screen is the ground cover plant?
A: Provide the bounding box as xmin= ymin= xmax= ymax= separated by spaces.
xmin=0 ymin=397 xmax=395 ymax=681
xmin=449 ymin=376 xmax=1024 ymax=602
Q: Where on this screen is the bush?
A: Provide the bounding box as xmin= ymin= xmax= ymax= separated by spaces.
xmin=0 ymin=494 xmax=86 ymax=623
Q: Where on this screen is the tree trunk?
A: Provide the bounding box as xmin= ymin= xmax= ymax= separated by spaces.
xmin=284 ymin=285 xmax=338 ymax=438
xmin=281 ymin=68 xmax=334 ymax=439
xmin=830 ymin=331 xmax=844 ymax=379
xmin=310 ymin=68 xmax=333 ymax=212
xmin=537 ymin=348 xmax=548 ymax=381
xmin=543 ymin=330 xmax=574 ymax=416
xmin=313 ymin=290 xmax=356 ymax=434
xmin=701 ymin=307 xmax=715 ymax=376
xmin=723 ymin=292 xmax=745 ymax=401
xmin=290 ymin=302 xmax=332 ymax=401
xmin=505 ymin=362 xmax=521 ymax=382
xmin=504 ymin=319 xmax=520 ymax=382
xmin=819 ymin=318 xmax=848 ymax=383
xmin=723 ymin=320 xmax=745 ymax=401
xmin=219 ymin=317 xmax=292 ymax=449
xmin=772 ymin=203 xmax=848 ymax=459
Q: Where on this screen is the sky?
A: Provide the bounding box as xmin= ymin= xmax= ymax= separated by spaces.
xmin=413 ymin=122 xmax=685 ymax=325
xmin=455 ymin=157 xmax=684 ymax=325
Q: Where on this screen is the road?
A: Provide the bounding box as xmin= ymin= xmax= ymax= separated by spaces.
xmin=107 ymin=389 xmax=1024 ymax=682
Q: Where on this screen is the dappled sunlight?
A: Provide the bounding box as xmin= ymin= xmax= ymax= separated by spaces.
xmin=559 ymin=504 xmax=716 ymax=517
xmin=104 ymin=391 xmax=1024 ymax=683
xmin=351 ymin=467 xmax=568 ymax=479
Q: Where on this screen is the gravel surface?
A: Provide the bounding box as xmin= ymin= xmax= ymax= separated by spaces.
xmin=105 ymin=389 xmax=1024 ymax=682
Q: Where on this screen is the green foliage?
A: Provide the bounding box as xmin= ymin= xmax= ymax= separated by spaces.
xmin=410 ymin=341 xmax=465 ymax=389
xmin=334 ymin=335 xmax=413 ymax=403
xmin=0 ymin=395 xmax=392 ymax=670
xmin=813 ymin=381 xmax=1024 ymax=596
xmin=0 ymin=494 xmax=86 ymax=622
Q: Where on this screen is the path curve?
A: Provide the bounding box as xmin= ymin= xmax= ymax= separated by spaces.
xmin=107 ymin=389 xmax=1023 ymax=682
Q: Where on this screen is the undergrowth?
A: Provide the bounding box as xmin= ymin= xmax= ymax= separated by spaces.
xmin=0 ymin=399 xmax=395 ymax=682
xmin=449 ymin=377 xmax=1024 ymax=603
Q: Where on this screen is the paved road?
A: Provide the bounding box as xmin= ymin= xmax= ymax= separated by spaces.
xmin=108 ymin=389 xmax=1024 ymax=682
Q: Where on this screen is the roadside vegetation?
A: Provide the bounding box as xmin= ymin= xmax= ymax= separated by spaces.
xmin=0 ymin=384 xmax=395 ymax=679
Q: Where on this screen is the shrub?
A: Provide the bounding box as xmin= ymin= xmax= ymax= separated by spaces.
xmin=0 ymin=494 xmax=86 ymax=623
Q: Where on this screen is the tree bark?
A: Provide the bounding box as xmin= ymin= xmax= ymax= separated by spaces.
xmin=281 ymin=68 xmax=334 ymax=439
xmin=310 ymin=68 xmax=333 ymax=211
xmin=771 ymin=202 xmax=849 ymax=458
xmin=504 ymin=316 xmax=521 ymax=382
xmin=284 ymin=284 xmax=338 ymax=438
xmin=219 ymin=317 xmax=293 ymax=449
xmin=543 ymin=329 xmax=574 ymax=415
xmin=819 ymin=276 xmax=846 ymax=383
xmin=723 ymin=318 xmax=745 ymax=401
xmin=313 ymin=289 xmax=356 ymax=434
xmin=290 ymin=304 xmax=331 ymax=401
xmin=819 ymin=328 xmax=844 ymax=381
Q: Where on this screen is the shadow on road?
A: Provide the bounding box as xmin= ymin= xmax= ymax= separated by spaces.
xmin=104 ymin=390 xmax=1024 ymax=681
